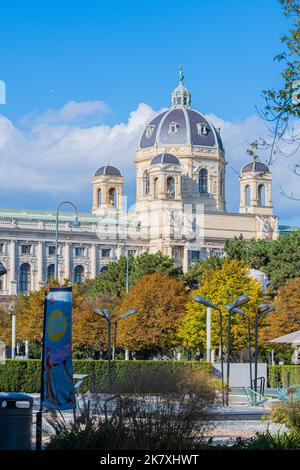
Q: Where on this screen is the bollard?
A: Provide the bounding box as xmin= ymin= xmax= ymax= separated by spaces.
xmin=0 ymin=393 xmax=33 ymax=450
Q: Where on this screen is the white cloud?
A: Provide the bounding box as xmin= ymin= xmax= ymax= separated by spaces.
xmin=0 ymin=101 xmax=299 ymax=225
xmin=21 ymin=100 xmax=109 ymax=126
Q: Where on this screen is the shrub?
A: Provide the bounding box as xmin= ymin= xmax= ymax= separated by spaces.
xmin=232 ymin=430 xmax=300 ymax=450
xmin=46 ymin=367 xmax=218 ymax=450
xmin=268 ymin=366 xmax=300 ymax=387
xmin=0 ymin=359 xmax=212 ymax=393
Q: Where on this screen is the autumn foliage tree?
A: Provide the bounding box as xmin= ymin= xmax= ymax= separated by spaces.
xmin=116 ymin=273 xmax=187 ymax=354
xmin=178 ymin=259 xmax=264 ymax=352
xmin=260 ymin=277 xmax=300 ymax=344
xmin=14 ymin=282 xmax=115 ymax=357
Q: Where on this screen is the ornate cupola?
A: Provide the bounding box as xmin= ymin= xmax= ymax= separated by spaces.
xmin=171 ymin=65 xmax=191 ymax=109
xmin=92 ymin=165 xmax=123 ymax=214
xmin=239 ymin=156 xmax=273 ymax=215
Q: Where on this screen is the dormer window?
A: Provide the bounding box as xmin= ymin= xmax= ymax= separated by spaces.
xmin=146 ymin=125 xmax=155 ymax=138
xmin=197 ymin=123 xmax=208 ymax=136
xmin=177 ymin=97 xmax=182 ymax=105
xmin=169 ymin=122 xmax=180 ymax=134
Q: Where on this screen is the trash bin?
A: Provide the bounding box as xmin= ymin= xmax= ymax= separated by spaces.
xmin=0 ymin=393 xmax=33 ymax=450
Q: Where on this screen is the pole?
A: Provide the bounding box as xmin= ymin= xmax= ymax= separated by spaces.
xmin=125 ymin=244 xmax=129 ymax=360
xmin=11 ymin=313 xmax=16 ymax=359
xmin=112 ymin=321 xmax=117 ymax=361
xmin=254 ymin=314 xmax=259 ymax=392
xmin=107 ymin=318 xmax=111 ymax=391
xmin=218 ymin=308 xmax=225 ymax=407
xmin=126 ymin=249 xmax=129 ymax=293
xmin=226 ymin=308 xmax=232 ymax=406
xmin=55 ymin=211 xmax=59 ymax=281
xmin=206 ymin=307 xmax=211 ymax=362
xmin=247 ymin=317 xmax=253 ymax=388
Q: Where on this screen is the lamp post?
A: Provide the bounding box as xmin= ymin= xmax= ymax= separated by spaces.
xmin=94 ymin=308 xmax=112 ymax=390
xmin=254 ymin=303 xmax=275 ymax=391
xmin=225 ymin=295 xmax=249 ymax=406
xmin=232 ymin=307 xmax=253 ymax=388
xmin=193 ymin=296 xmax=225 ymax=406
xmin=112 ymin=309 xmax=137 ymax=361
xmin=55 ymin=201 xmax=80 ymax=281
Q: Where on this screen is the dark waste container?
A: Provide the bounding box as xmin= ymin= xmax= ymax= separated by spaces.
xmin=0 ymin=393 xmax=33 ymax=450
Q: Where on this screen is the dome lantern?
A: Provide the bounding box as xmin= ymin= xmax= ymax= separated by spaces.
xmin=171 ymin=65 xmax=191 ymax=109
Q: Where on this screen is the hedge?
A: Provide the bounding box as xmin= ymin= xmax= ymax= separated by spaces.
xmin=268 ymin=365 xmax=300 ymax=387
xmin=0 ymin=360 xmax=212 ymax=393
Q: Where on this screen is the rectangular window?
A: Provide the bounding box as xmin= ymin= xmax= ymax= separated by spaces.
xmin=0 ymin=244 xmax=3 ymax=253
xmin=190 ymin=250 xmax=201 ymax=262
xmin=21 ymin=245 xmax=31 ymax=254
xmin=75 ymin=247 xmax=84 ymax=257
xmin=127 ymin=250 xmax=136 ymax=257
xmin=48 ymin=245 xmax=56 ymax=255
xmin=101 ymin=248 xmax=111 ymax=258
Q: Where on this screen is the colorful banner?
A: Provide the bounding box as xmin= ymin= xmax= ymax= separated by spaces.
xmin=41 ymin=286 xmax=75 ymax=410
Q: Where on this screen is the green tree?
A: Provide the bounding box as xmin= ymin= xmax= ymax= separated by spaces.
xmin=86 ymin=251 xmax=182 ymax=300
xmin=178 ymin=259 xmax=263 ymax=352
xmin=183 ymin=256 xmax=223 ymax=289
xmin=224 ymin=231 xmax=300 ymax=290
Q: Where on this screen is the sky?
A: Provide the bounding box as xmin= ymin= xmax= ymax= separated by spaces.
xmin=0 ymin=0 xmax=299 ymax=225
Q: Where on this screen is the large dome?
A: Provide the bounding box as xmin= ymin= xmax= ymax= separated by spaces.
xmin=139 ymin=108 xmax=223 ymax=150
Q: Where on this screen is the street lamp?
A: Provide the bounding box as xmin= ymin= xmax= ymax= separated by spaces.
xmin=232 ymin=307 xmax=253 ymax=388
xmin=55 ymin=201 xmax=80 ymax=281
xmin=225 ymin=295 xmax=249 ymax=405
xmin=254 ymin=303 xmax=275 ymax=391
xmin=193 ymin=296 xmax=225 ymax=406
xmin=112 ymin=308 xmax=137 ymax=360
xmin=94 ymin=308 xmax=112 ymax=390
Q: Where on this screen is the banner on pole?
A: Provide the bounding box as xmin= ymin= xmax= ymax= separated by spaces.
xmin=41 ymin=286 xmax=75 ymax=410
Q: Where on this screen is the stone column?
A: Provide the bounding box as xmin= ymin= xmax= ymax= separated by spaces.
xmin=37 ymin=241 xmax=44 ymax=288
xmin=91 ymin=244 xmax=97 ymax=278
xmin=10 ymin=240 xmax=17 ymax=294
xmin=182 ymin=245 xmax=189 ymax=273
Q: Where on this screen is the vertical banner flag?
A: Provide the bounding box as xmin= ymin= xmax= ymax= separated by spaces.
xmin=41 ymin=286 xmax=75 ymax=410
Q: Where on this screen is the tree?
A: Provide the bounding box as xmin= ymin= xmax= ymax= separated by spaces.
xmin=0 ymin=306 xmax=11 ymax=346
xmin=15 ymin=283 xmax=116 ymax=358
xmin=224 ymin=232 xmax=300 ymax=290
xmin=86 ymin=252 xmax=182 ymax=300
xmin=183 ymin=256 xmax=223 ymax=289
xmin=250 ymin=0 xmax=300 ymax=197
xmin=178 ymin=259 xmax=263 ymax=352
xmin=116 ymin=273 xmax=187 ymax=353
xmin=261 ymin=277 xmax=300 ymax=343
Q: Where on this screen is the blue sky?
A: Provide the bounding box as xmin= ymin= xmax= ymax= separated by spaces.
xmin=0 ymin=0 xmax=299 ymax=224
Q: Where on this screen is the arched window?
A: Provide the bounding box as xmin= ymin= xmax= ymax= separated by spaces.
xmin=154 ymin=177 xmax=158 ymax=199
xmin=100 ymin=266 xmax=107 ymax=273
xmin=74 ymin=265 xmax=84 ymax=284
xmin=245 ymin=185 xmax=251 ymax=206
xmin=166 ymin=176 xmax=175 ymax=199
xmin=98 ymin=189 xmax=102 ymax=208
xmin=258 ymin=184 xmax=266 ymax=207
xmin=0 ymin=262 xmax=5 ymax=291
xmin=199 ymin=168 xmax=208 ymax=194
xmin=19 ymin=263 xmax=31 ymax=292
xmin=47 ymin=264 xmax=55 ymax=282
xmin=108 ymin=187 xmax=117 ymax=207
xmin=144 ymin=171 xmax=150 ymax=195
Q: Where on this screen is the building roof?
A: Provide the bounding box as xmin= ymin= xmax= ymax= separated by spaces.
xmin=241 ymin=160 xmax=270 ymax=173
xmin=94 ymin=165 xmax=122 ymax=177
xmin=151 ymin=153 xmax=180 ymax=165
xmin=139 ymin=108 xmax=223 ymax=150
